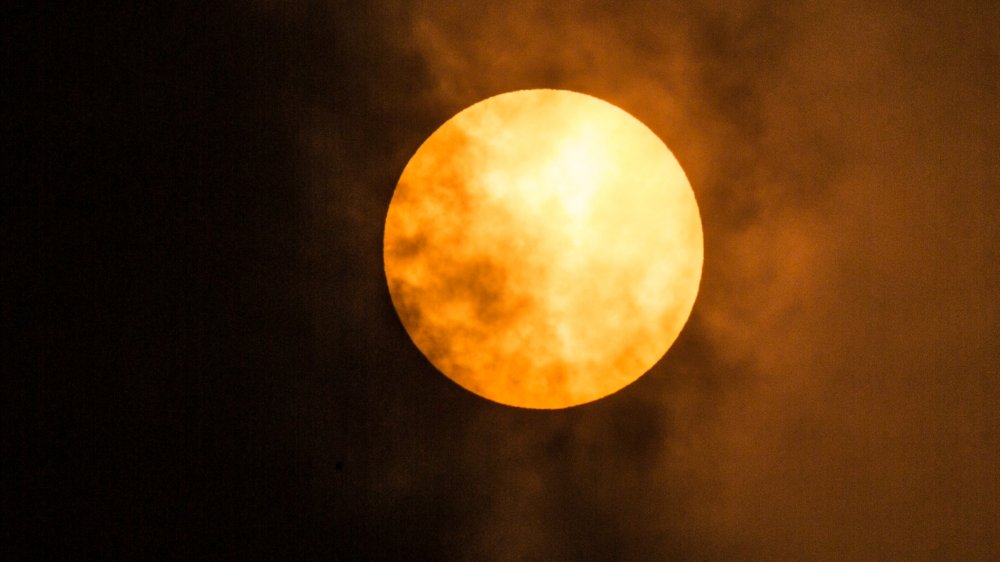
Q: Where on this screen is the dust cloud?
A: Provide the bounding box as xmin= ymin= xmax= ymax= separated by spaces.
xmin=265 ymin=0 xmax=997 ymax=558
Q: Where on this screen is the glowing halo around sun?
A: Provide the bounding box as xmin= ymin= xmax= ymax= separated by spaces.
xmin=383 ymin=89 xmax=703 ymax=409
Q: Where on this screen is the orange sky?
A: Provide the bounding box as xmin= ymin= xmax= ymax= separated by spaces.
xmin=289 ymin=1 xmax=997 ymax=558
xmin=10 ymin=1 xmax=994 ymax=558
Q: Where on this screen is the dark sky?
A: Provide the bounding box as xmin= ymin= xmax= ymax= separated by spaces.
xmin=5 ymin=1 xmax=998 ymax=559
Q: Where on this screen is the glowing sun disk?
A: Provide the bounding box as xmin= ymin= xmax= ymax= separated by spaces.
xmin=384 ymin=89 xmax=703 ymax=409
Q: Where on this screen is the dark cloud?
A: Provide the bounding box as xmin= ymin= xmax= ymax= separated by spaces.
xmin=279 ymin=0 xmax=997 ymax=559
xmin=9 ymin=0 xmax=996 ymax=559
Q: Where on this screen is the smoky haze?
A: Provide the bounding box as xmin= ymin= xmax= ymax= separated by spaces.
xmin=268 ymin=0 xmax=1000 ymax=559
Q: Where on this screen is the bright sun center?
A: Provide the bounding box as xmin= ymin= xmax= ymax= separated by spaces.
xmin=383 ymin=89 xmax=703 ymax=409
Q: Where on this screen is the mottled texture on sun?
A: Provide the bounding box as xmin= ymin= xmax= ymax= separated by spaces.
xmin=384 ymin=89 xmax=703 ymax=409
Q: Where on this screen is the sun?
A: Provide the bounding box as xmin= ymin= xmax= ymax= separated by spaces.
xmin=383 ymin=89 xmax=703 ymax=409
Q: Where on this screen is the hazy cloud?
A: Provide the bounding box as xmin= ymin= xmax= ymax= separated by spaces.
xmin=267 ymin=0 xmax=998 ymax=558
